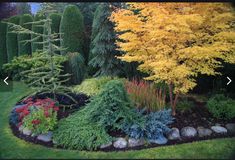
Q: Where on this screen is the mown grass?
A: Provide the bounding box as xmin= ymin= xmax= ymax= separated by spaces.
xmin=0 ymin=81 xmax=235 ymax=159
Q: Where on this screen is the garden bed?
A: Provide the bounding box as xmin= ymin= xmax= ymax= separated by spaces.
xmin=9 ymin=94 xmax=235 ymax=152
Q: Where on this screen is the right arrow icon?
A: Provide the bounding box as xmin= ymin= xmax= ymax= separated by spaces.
xmin=227 ymin=76 xmax=232 ymax=85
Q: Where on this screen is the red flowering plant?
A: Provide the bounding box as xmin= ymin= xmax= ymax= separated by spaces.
xmin=16 ymin=97 xmax=59 ymax=134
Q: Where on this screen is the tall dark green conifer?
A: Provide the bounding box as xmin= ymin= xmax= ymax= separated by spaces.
xmin=0 ymin=20 xmax=8 ymax=70
xmin=18 ymin=14 xmax=33 ymax=56
xmin=89 ymin=4 xmax=123 ymax=76
xmin=50 ymin=13 xmax=61 ymax=53
xmin=6 ymin=15 xmax=20 ymax=62
xmin=32 ymin=13 xmax=45 ymax=52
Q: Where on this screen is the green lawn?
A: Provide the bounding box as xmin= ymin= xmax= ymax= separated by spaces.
xmin=0 ymin=81 xmax=235 ymax=159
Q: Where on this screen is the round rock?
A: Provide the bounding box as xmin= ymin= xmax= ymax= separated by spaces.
xmin=128 ymin=138 xmax=145 ymax=147
xmin=22 ymin=128 xmax=32 ymax=136
xmin=181 ymin=126 xmax=197 ymax=138
xmin=113 ymin=138 xmax=127 ymax=149
xmin=149 ymin=135 xmax=168 ymax=145
xmin=211 ymin=126 xmax=227 ymax=134
xmin=167 ymin=127 xmax=180 ymax=140
xmin=37 ymin=131 xmax=53 ymax=142
xmin=197 ymin=127 xmax=212 ymax=137
xmin=100 ymin=141 xmax=112 ymax=149
xmin=225 ymin=123 xmax=235 ymax=134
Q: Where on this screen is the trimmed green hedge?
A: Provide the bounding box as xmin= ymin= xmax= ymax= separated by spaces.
xmin=0 ymin=20 xmax=8 ymax=70
xmin=60 ymin=5 xmax=85 ymax=56
xmin=6 ymin=16 xmax=20 ymax=62
xmin=18 ymin=14 xmax=33 ymax=56
xmin=50 ymin=13 xmax=61 ymax=54
xmin=31 ymin=13 xmax=45 ymax=52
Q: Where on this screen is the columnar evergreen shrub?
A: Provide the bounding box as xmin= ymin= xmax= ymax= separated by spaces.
xmin=31 ymin=13 xmax=45 ymax=52
xmin=50 ymin=13 xmax=61 ymax=53
xmin=89 ymin=4 xmax=123 ymax=76
xmin=0 ymin=20 xmax=8 ymax=70
xmin=18 ymin=14 xmax=33 ymax=56
xmin=67 ymin=52 xmax=85 ymax=84
xmin=6 ymin=15 xmax=20 ymax=62
xmin=60 ymin=5 xmax=85 ymax=57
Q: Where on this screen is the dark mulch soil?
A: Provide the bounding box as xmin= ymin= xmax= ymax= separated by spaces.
xmin=9 ymin=94 xmax=235 ymax=152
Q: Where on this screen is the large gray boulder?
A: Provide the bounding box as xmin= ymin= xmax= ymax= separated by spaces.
xmin=181 ymin=126 xmax=197 ymax=138
xmin=113 ymin=138 xmax=127 ymax=149
xmin=197 ymin=127 xmax=212 ymax=137
xmin=211 ymin=126 xmax=227 ymax=134
xmin=167 ymin=128 xmax=180 ymax=140
xmin=37 ymin=131 xmax=53 ymax=142
xmin=128 ymin=138 xmax=145 ymax=147
xmin=225 ymin=123 xmax=235 ymax=134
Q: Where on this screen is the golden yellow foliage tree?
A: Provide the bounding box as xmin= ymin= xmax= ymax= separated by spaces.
xmin=111 ymin=3 xmax=235 ymax=115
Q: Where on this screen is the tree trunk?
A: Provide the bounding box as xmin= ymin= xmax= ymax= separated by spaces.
xmin=168 ymin=83 xmax=174 ymax=114
xmin=172 ymin=92 xmax=179 ymax=116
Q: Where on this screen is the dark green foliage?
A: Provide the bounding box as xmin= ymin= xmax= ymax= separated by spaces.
xmin=16 ymin=3 xmax=31 ymax=15
xmin=0 ymin=20 xmax=8 ymax=70
xmin=50 ymin=13 xmax=61 ymax=53
xmin=67 ymin=52 xmax=85 ymax=84
xmin=207 ymin=94 xmax=235 ymax=120
xmin=31 ymin=13 xmax=45 ymax=52
xmin=53 ymin=112 xmax=112 ymax=150
xmin=53 ymin=80 xmax=143 ymax=150
xmin=18 ymin=14 xmax=33 ymax=56
xmin=176 ymin=98 xmax=194 ymax=113
xmin=6 ymin=15 xmax=20 ymax=62
xmin=89 ymin=4 xmax=123 ymax=76
xmin=123 ymin=109 xmax=174 ymax=141
xmin=60 ymin=5 xmax=85 ymax=57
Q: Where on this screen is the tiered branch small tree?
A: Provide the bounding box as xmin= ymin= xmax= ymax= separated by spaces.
xmin=111 ymin=3 xmax=235 ymax=115
xmin=6 ymin=3 xmax=75 ymax=101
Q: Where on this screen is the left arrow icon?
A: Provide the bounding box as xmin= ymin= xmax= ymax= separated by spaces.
xmin=4 ymin=77 xmax=8 ymax=85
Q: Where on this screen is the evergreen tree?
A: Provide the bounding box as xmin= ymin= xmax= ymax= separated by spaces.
xmin=31 ymin=13 xmax=45 ymax=52
xmin=18 ymin=14 xmax=33 ymax=56
xmin=60 ymin=5 xmax=85 ymax=58
xmin=0 ymin=20 xmax=8 ymax=70
xmin=6 ymin=3 xmax=74 ymax=101
xmin=89 ymin=4 xmax=123 ymax=76
xmin=16 ymin=3 xmax=32 ymax=15
xmin=6 ymin=15 xmax=20 ymax=62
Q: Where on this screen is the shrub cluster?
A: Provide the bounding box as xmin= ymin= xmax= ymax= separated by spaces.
xmin=176 ymin=98 xmax=194 ymax=113
xmin=207 ymin=94 xmax=235 ymax=120
xmin=10 ymin=97 xmax=59 ymax=135
xmin=53 ymin=79 xmax=144 ymax=150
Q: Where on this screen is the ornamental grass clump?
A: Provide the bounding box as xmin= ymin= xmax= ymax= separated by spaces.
xmin=125 ymin=79 xmax=166 ymax=112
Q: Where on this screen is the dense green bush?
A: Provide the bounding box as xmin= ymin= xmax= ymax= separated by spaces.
xmin=18 ymin=14 xmax=33 ymax=56
xmin=2 ymin=52 xmax=67 ymax=80
xmin=53 ymin=80 xmax=143 ymax=150
xmin=50 ymin=13 xmax=61 ymax=54
xmin=0 ymin=20 xmax=8 ymax=70
xmin=60 ymin=5 xmax=85 ymax=57
xmin=67 ymin=52 xmax=85 ymax=84
xmin=6 ymin=15 xmax=20 ymax=62
xmin=207 ymin=94 xmax=235 ymax=120
xmin=31 ymin=13 xmax=45 ymax=52
xmin=176 ymin=98 xmax=194 ymax=113
xmin=72 ymin=76 xmax=114 ymax=96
